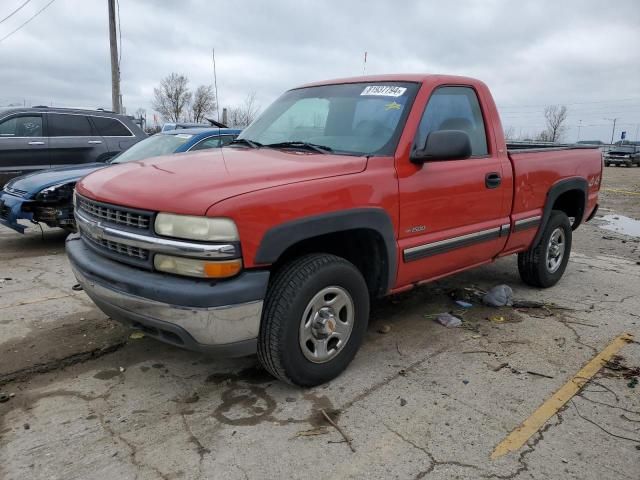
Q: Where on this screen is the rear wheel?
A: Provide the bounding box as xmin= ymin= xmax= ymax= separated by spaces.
xmin=258 ymin=254 xmax=369 ymax=387
xmin=518 ymin=210 xmax=572 ymax=288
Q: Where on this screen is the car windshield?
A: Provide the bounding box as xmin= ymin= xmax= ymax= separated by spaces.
xmin=110 ymin=134 xmax=193 ymax=163
xmin=237 ymin=82 xmax=419 ymax=156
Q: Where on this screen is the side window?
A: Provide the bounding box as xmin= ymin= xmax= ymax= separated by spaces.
xmin=48 ymin=114 xmax=93 ymax=137
xmin=415 ymin=86 xmax=488 ymax=156
xmin=190 ymin=135 xmax=237 ymax=151
xmin=0 ymin=115 xmax=43 ymax=137
xmin=92 ymin=116 xmax=132 ymax=136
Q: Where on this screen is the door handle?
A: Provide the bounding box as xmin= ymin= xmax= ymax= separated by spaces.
xmin=28 ymin=141 xmax=45 ymax=145
xmin=485 ymin=172 xmax=501 ymax=189
xmin=88 ymin=140 xmax=102 ymax=144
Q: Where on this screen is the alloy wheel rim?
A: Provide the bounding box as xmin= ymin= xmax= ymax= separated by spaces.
xmin=546 ymin=227 xmax=565 ymax=273
xmin=299 ymin=286 xmax=355 ymax=363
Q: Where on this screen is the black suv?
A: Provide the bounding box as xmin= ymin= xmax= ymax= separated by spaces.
xmin=0 ymin=106 xmax=146 ymax=186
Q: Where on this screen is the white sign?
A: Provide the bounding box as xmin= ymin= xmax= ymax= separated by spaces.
xmin=360 ymin=85 xmax=407 ymax=97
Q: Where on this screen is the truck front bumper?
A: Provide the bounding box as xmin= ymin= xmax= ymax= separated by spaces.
xmin=66 ymin=234 xmax=269 ymax=357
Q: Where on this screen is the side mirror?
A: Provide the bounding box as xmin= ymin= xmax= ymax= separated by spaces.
xmin=411 ymin=130 xmax=472 ymax=164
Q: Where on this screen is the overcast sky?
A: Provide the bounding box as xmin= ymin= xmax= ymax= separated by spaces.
xmin=1 ymin=0 xmax=639 ymax=141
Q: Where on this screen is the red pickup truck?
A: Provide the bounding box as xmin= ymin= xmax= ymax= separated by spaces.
xmin=67 ymin=74 xmax=602 ymax=386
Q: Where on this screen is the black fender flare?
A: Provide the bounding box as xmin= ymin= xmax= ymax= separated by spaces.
xmin=254 ymin=208 xmax=397 ymax=293
xmin=532 ymin=177 xmax=588 ymax=247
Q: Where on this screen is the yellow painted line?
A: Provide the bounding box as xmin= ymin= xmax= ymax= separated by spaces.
xmin=601 ymin=188 xmax=640 ymax=196
xmin=491 ymin=332 xmax=634 ymax=459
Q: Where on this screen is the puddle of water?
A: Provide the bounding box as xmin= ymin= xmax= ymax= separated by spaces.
xmin=598 ymin=214 xmax=640 ymax=237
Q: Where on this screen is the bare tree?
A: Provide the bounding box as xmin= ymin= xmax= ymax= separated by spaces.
xmin=191 ymin=85 xmax=216 ymax=123
xmin=226 ymin=92 xmax=261 ymax=127
xmin=503 ymin=125 xmax=516 ymax=141
xmin=152 ymin=73 xmax=192 ymax=122
xmin=543 ymin=105 xmax=568 ymax=143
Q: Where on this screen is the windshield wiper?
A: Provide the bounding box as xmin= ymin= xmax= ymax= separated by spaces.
xmin=264 ymin=141 xmax=333 ymax=154
xmin=229 ymin=138 xmax=263 ymax=149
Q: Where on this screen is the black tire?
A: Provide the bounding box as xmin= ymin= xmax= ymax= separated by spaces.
xmin=518 ymin=210 xmax=572 ymax=288
xmin=258 ymin=253 xmax=369 ymax=387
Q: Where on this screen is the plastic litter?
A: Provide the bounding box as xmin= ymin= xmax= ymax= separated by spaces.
xmin=482 ymin=284 xmax=513 ymax=307
xmin=455 ymin=300 xmax=473 ymax=308
xmin=435 ymin=312 xmax=462 ymax=328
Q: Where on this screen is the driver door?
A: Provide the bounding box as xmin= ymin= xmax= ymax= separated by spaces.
xmin=395 ymin=85 xmax=511 ymax=285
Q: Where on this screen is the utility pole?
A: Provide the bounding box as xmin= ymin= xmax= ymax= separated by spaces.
xmin=605 ymin=117 xmax=617 ymax=144
xmin=108 ymin=0 xmax=121 ymax=113
xmin=576 ymin=119 xmax=582 ymax=142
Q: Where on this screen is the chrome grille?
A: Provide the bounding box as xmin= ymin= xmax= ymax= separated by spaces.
xmin=77 ymin=195 xmax=151 ymax=229
xmin=82 ymin=230 xmax=149 ymax=261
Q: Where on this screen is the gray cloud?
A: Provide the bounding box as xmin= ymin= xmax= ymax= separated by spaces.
xmin=1 ymin=0 xmax=638 ymax=141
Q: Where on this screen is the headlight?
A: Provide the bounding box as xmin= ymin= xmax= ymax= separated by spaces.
xmin=154 ymin=254 xmax=242 ymax=278
xmin=154 ymin=213 xmax=239 ymax=242
xmin=36 ymin=182 xmax=75 ymax=202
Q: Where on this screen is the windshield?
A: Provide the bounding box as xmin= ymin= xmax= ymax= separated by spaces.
xmin=238 ymin=82 xmax=419 ymax=156
xmin=111 ymin=134 xmax=193 ymax=163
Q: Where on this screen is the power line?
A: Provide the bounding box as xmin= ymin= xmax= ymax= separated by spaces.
xmin=498 ymin=97 xmax=640 ymax=109
xmin=0 ymin=0 xmax=32 ymax=24
xmin=0 ymin=0 xmax=56 ymax=44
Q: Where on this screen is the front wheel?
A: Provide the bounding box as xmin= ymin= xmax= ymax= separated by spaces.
xmin=518 ymin=210 xmax=572 ymax=288
xmin=258 ymin=254 xmax=369 ymax=387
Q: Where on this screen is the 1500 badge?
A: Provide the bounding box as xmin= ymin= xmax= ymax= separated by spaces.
xmin=405 ymin=225 xmax=426 ymax=234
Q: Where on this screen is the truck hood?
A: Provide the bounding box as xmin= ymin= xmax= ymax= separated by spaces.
xmin=6 ymin=163 xmax=106 ymax=199
xmin=77 ymin=147 xmax=368 ymax=215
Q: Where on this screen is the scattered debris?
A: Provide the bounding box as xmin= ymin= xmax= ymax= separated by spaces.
xmin=489 ymin=315 xmax=506 ymax=323
xmin=129 ymin=331 xmax=145 ymax=340
xmin=0 ymin=392 xmax=10 ymax=403
xmin=321 ymin=409 xmax=355 ymax=453
xmin=23 ymin=423 xmax=30 ymax=430
xmin=399 ymin=398 xmax=407 ymax=407
xmin=463 ymin=350 xmax=496 ymax=355
xmin=455 ymin=300 xmax=473 ymax=308
xmin=462 ymin=380 xmax=469 ymax=385
xmin=377 ymin=324 xmax=392 ymax=334
xmin=398 ymin=369 xmax=407 ymax=376
xmin=435 ymin=312 xmax=462 ymax=328
xmin=511 ymin=300 xmax=546 ymax=309
xmin=602 ymin=355 xmax=640 ymax=380
xmin=493 ymin=362 xmax=509 ymax=372
xmin=295 ymin=426 xmax=329 ymax=437
xmin=71 ymin=283 xmax=83 ymax=291
xmin=526 ymin=370 xmax=554 ymax=379
xmin=482 ymin=284 xmax=513 ymax=307
xmin=119 ymin=367 xmax=126 ymax=373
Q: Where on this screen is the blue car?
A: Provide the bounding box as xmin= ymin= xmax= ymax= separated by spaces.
xmin=0 ymin=128 xmax=240 ymax=233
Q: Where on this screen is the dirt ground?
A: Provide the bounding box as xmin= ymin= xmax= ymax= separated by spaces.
xmin=0 ymin=166 xmax=639 ymax=480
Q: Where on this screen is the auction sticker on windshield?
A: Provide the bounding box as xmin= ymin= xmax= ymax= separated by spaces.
xmin=361 ymin=85 xmax=407 ymax=97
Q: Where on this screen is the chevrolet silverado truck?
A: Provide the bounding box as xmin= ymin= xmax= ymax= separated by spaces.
xmin=67 ymin=74 xmax=602 ymax=386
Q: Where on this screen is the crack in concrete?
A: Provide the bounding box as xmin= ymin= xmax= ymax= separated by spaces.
xmin=382 ymin=422 xmax=484 ymax=479
xmin=0 ymin=340 xmax=127 ymax=387
xmin=181 ymin=412 xmax=211 ymax=477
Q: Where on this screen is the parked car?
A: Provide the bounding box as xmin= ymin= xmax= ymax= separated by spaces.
xmin=0 ymin=128 xmax=240 ymax=233
xmin=604 ymin=144 xmax=640 ymax=167
xmin=0 ymin=106 xmax=147 ymax=187
xmin=67 ymin=74 xmax=602 ymax=386
xmin=161 ymin=119 xmax=228 ymax=132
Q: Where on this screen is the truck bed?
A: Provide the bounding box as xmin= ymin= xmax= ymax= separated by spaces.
xmin=506 ymin=142 xmax=601 ymax=153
